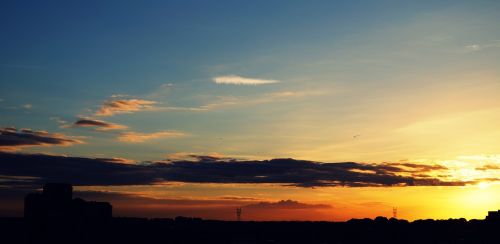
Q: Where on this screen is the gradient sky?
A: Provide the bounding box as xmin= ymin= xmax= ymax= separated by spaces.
xmin=1 ymin=0 xmax=500 ymax=221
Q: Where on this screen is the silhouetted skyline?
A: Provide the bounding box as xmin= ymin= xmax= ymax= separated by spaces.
xmin=1 ymin=0 xmax=500 ymax=222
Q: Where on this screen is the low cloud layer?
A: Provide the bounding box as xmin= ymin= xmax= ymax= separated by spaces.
xmin=245 ymin=200 xmax=331 ymax=209
xmin=95 ymin=98 xmax=157 ymax=116
xmin=73 ymin=118 xmax=128 ymax=131
xmin=213 ymin=75 xmax=279 ymax=85
xmin=0 ymin=152 xmax=474 ymax=188
xmin=0 ymin=128 xmax=83 ymax=151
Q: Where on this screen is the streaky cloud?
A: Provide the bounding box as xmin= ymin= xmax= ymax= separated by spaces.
xmin=0 ymin=128 xmax=84 ymax=152
xmin=95 ymin=98 xmax=157 ymax=116
xmin=73 ymin=118 xmax=128 ymax=131
xmin=213 ymin=75 xmax=279 ymax=85
xmin=196 ymin=90 xmax=326 ymax=111
xmin=117 ymin=130 xmax=186 ymax=143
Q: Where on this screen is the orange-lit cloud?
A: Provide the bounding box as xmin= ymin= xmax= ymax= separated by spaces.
xmin=117 ymin=130 xmax=186 ymax=143
xmin=95 ymin=98 xmax=157 ymax=116
xmin=0 ymin=127 xmax=84 ymax=152
xmin=96 ymin=157 xmax=136 ymax=164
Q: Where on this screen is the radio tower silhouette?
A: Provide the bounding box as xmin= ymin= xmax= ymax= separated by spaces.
xmin=392 ymin=207 xmax=398 ymax=219
xmin=236 ymin=207 xmax=242 ymax=221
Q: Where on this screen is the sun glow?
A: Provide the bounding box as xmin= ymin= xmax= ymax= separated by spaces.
xmin=477 ymin=182 xmax=490 ymax=189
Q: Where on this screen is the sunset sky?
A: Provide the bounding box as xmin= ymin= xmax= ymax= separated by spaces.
xmin=1 ymin=0 xmax=500 ymax=221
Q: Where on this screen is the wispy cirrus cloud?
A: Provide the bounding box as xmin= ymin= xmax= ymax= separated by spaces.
xmin=1 ymin=103 xmax=34 ymax=110
xmin=0 ymin=127 xmax=84 ymax=152
xmin=117 ymin=131 xmax=186 ymax=143
xmin=95 ymin=98 xmax=158 ymax=116
xmin=90 ymin=85 xmax=325 ymax=117
xmin=72 ymin=118 xmax=128 ymax=131
xmin=197 ymin=90 xmax=326 ymax=111
xmin=213 ymin=75 xmax=279 ymax=85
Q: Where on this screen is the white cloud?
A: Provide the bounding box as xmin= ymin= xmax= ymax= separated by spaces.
xmin=464 ymin=40 xmax=500 ymax=52
xmin=465 ymin=44 xmax=481 ymax=51
xmin=213 ymin=75 xmax=279 ymax=85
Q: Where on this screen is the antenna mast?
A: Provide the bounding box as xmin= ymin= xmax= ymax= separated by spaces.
xmin=236 ymin=207 xmax=242 ymax=221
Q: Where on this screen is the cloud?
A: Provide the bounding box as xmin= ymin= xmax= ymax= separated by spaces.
xmin=213 ymin=75 xmax=279 ymax=85
xmin=219 ymin=196 xmax=261 ymax=201
xmin=72 ymin=118 xmax=128 ymax=131
xmin=196 ymin=96 xmax=241 ymax=111
xmin=196 ymin=90 xmax=326 ymax=111
xmin=164 ymin=152 xmax=239 ymax=162
xmin=476 ymin=165 xmax=500 ymax=171
xmin=0 ymin=152 xmax=155 ymax=186
xmin=245 ymin=200 xmax=331 ymax=209
xmin=95 ymin=157 xmax=136 ymax=164
xmin=464 ymin=40 xmax=500 ymax=52
xmin=117 ymin=131 xmax=186 ymax=143
xmin=1 ymin=103 xmax=34 ymax=110
xmin=0 ymin=128 xmax=84 ymax=151
xmin=0 ymin=152 xmax=474 ymax=188
xmin=95 ymin=99 xmax=157 ymax=116
xmin=465 ymin=44 xmax=481 ymax=52
xmin=387 ymin=163 xmax=447 ymax=172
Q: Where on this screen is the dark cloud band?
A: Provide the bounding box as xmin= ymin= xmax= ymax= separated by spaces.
xmin=0 ymin=152 xmax=472 ymax=188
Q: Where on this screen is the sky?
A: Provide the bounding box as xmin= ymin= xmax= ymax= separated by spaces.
xmin=1 ymin=0 xmax=500 ymax=221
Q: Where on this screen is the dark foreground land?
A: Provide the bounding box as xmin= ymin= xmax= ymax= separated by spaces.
xmin=1 ymin=216 xmax=499 ymax=244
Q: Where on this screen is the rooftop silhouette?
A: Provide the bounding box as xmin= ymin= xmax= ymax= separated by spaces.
xmin=24 ymin=183 xmax=112 ymax=221
xmin=486 ymin=210 xmax=500 ymax=221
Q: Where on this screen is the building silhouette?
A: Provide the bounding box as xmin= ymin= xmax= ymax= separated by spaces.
xmin=486 ymin=210 xmax=500 ymax=221
xmin=24 ymin=183 xmax=112 ymax=222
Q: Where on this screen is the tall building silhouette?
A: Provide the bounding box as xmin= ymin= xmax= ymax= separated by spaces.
xmin=24 ymin=183 xmax=112 ymax=221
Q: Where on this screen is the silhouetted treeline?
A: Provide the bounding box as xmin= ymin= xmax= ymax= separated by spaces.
xmin=1 ymin=216 xmax=500 ymax=244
